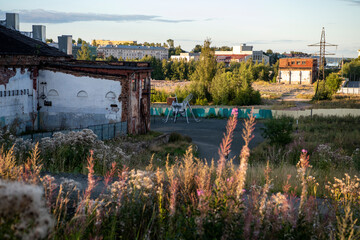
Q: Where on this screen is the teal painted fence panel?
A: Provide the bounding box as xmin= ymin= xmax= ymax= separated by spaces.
xmin=150 ymin=107 xmax=274 ymax=119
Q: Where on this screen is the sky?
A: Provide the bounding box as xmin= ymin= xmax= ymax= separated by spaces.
xmin=1 ymin=0 xmax=359 ymax=58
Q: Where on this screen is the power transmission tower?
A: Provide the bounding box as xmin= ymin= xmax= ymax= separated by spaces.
xmin=308 ymin=27 xmax=338 ymax=98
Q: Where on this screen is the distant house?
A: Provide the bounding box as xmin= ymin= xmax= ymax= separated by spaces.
xmin=278 ymin=58 xmax=317 ymax=85
xmin=97 ymin=45 xmax=168 ymax=61
xmin=95 ymin=40 xmax=137 ymax=46
xmin=214 ymin=44 xmax=269 ymax=65
xmin=0 ymin=25 xmax=152 ymax=135
xmin=170 ymin=52 xmax=200 ymax=61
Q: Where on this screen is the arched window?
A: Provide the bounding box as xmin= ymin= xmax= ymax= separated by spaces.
xmin=105 ymin=91 xmax=116 ymax=99
xmin=77 ymin=90 xmax=88 ymax=97
xmin=48 ymin=89 xmax=59 ymax=96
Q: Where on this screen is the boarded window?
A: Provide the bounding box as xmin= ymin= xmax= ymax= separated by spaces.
xmin=48 ymin=89 xmax=59 ymax=96
xmin=105 ymin=91 xmax=116 ymax=99
xmin=77 ymin=90 xmax=88 ymax=97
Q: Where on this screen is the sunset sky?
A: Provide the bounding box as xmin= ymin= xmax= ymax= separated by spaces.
xmin=1 ymin=0 xmax=359 ymax=57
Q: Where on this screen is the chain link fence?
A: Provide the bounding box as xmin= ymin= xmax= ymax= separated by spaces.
xmin=20 ymin=121 xmax=127 ymax=142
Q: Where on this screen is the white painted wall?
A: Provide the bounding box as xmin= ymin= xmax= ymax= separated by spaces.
xmin=38 ymin=70 xmax=123 ymax=130
xmin=279 ymin=70 xmax=312 ymax=85
xmin=0 ymin=68 xmax=34 ymax=132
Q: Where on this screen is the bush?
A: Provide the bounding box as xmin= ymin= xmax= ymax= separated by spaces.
xmin=313 ymin=73 xmax=342 ymax=101
xmin=261 ymin=116 xmax=294 ymax=146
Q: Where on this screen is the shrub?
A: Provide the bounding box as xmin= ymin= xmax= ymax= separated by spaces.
xmin=0 ymin=180 xmax=53 ymax=239
xmin=261 ymin=116 xmax=294 ymax=146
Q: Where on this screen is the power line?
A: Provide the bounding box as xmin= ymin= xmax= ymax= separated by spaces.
xmin=308 ymin=27 xmax=338 ymax=98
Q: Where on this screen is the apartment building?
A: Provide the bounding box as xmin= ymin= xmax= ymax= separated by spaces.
xmin=98 ymin=45 xmax=168 ymax=60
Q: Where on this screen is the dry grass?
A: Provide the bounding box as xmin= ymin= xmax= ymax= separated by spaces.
xmin=260 ymin=92 xmax=282 ymax=99
xmin=1 ymin=111 xmax=360 ymax=239
xmin=312 ymin=94 xmax=360 ymax=109
xmin=296 ymin=93 xmax=314 ymax=99
xmin=271 ymin=101 xmax=297 ymax=110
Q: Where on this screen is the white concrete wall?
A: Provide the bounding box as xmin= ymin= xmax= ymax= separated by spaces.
xmin=0 ymin=68 xmax=34 ymax=132
xmin=338 ymin=88 xmax=360 ymax=94
xmin=38 ymin=70 xmax=123 ymax=130
xmin=279 ymin=70 xmax=312 ymax=85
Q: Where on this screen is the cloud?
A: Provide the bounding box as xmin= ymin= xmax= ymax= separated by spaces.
xmin=342 ymin=0 xmax=360 ymax=5
xmin=0 ymin=9 xmax=195 ymax=24
xmin=248 ymin=39 xmax=306 ymax=45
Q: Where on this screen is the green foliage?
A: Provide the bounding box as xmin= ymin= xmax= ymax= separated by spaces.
xmin=195 ymin=97 xmax=208 ymax=106
xmin=313 ymin=73 xmax=342 ymax=100
xmin=190 ymin=39 xmax=218 ymax=101
xmin=76 ymin=42 xmax=91 ymax=60
xmin=262 ymin=116 xmax=294 ymax=146
xmin=326 ymin=73 xmax=342 ymax=94
xmin=106 ymin=55 xmax=118 ymax=62
xmin=210 ymin=63 xmax=261 ymax=105
xmin=150 ymin=89 xmax=168 ymax=103
xmin=343 ymin=58 xmax=360 ymax=79
xmin=77 ymin=38 xmax=83 ymax=44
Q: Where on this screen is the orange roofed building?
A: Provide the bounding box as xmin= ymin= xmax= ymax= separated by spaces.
xmin=278 ymin=58 xmax=317 ymax=85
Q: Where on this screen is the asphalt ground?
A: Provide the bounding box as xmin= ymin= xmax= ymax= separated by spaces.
xmin=150 ymin=116 xmax=265 ymax=162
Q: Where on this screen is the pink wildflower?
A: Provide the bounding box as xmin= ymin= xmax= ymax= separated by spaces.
xmin=231 ymin=108 xmax=238 ymax=116
xmin=302 ymin=149 xmax=307 ymax=153
xmin=197 ymin=189 xmax=204 ymax=197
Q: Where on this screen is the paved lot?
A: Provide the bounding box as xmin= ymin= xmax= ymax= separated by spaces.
xmin=151 ymin=116 xmax=265 ymax=162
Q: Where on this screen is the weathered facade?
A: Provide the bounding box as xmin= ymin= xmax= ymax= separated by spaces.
xmin=278 ymin=58 xmax=317 ymax=85
xmin=0 ymin=25 xmax=151 ymax=135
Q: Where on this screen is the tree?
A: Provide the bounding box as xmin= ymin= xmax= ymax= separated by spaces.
xmin=167 ymin=39 xmax=174 ymax=49
xmin=192 ymin=45 xmax=202 ymax=53
xmin=77 ymin=38 xmax=83 ymax=45
xmin=325 ymin=73 xmax=342 ymax=94
xmin=76 ymin=42 xmax=91 ymax=60
xmin=266 ymin=49 xmax=273 ymax=54
xmin=174 ymin=45 xmax=185 ymax=55
xmin=343 ymin=58 xmax=360 ymax=80
xmin=271 ymin=60 xmax=280 ymax=82
xmin=106 ymin=55 xmax=118 ymax=62
xmin=46 ymin=38 xmax=53 ymax=43
xmin=190 ymin=39 xmax=217 ymax=101
xmin=91 ymin=40 xmax=98 ymax=47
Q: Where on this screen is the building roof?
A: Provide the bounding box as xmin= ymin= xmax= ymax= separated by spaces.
xmin=279 ymin=58 xmax=317 ymax=69
xmin=45 ymin=60 xmax=152 ymax=73
xmin=99 ymin=45 xmax=167 ymax=51
xmin=0 ymin=25 xmax=69 ymax=57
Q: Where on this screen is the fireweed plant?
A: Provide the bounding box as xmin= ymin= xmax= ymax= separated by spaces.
xmin=0 ymin=110 xmax=360 ymax=239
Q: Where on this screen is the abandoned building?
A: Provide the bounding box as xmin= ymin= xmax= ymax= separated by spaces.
xmin=278 ymin=58 xmax=317 ymax=85
xmin=0 ymin=24 xmax=152 ymax=135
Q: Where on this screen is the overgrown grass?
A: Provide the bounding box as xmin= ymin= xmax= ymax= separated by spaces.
xmin=247 ymin=162 xmax=359 ymax=197
xmin=1 ymin=113 xmax=360 ymax=239
xmin=271 ymin=101 xmax=297 ymax=110
xmin=311 ymin=94 xmax=360 ymax=109
xmin=296 ymin=93 xmax=313 ymax=99
xmin=260 ymin=92 xmax=282 ymax=100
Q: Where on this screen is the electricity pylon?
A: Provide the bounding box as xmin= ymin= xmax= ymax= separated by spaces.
xmin=308 ymin=27 xmax=338 ymax=98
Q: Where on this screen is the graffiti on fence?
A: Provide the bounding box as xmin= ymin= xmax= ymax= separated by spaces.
xmin=150 ymin=107 xmax=273 ymax=119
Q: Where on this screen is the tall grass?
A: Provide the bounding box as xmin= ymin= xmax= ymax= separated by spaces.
xmin=1 ymin=111 xmax=360 ymax=239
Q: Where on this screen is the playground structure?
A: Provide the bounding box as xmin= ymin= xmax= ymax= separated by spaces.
xmin=163 ymin=93 xmax=200 ymax=123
